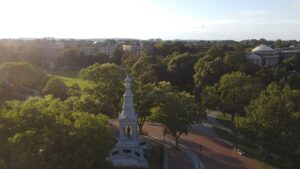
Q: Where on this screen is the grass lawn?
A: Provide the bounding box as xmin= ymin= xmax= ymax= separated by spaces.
xmin=50 ymin=70 xmax=89 ymax=89
xmin=213 ymin=126 xmax=280 ymax=169
xmin=112 ymin=144 xmax=164 ymax=169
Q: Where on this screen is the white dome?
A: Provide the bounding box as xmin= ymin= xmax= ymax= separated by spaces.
xmin=252 ymin=44 xmax=275 ymax=53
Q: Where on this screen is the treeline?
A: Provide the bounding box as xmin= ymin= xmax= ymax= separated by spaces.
xmin=0 ymin=96 xmax=112 ymax=169
xmin=0 ymin=62 xmax=80 ymax=102
xmin=0 ymin=39 xmax=300 ymax=169
xmin=116 ymin=41 xmax=300 ymax=168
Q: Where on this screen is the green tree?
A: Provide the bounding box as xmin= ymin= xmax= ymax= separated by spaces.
xmin=0 ymin=61 xmax=48 ymax=89
xmin=152 ymin=92 xmax=202 ymax=149
xmin=80 ymin=63 xmax=125 ymax=116
xmin=131 ymin=55 xmax=168 ymax=84
xmin=239 ymin=83 xmax=300 ymax=168
xmin=281 ymin=53 xmax=300 ymax=72
xmin=201 ymin=85 xmax=220 ymax=111
xmin=0 ymin=62 xmax=49 ymax=101
xmin=23 ymin=47 xmax=44 ymax=67
xmin=111 ymin=47 xmax=123 ymax=65
xmin=0 ymin=96 xmax=112 ymax=169
xmin=42 ymin=78 xmax=69 ymax=100
xmin=68 ymin=83 xmax=81 ymax=97
xmin=194 ymin=55 xmax=226 ymax=90
xmin=134 ymin=83 xmax=156 ymax=133
xmin=55 ymin=48 xmax=80 ymax=68
xmin=167 ymin=52 xmax=199 ymax=91
xmin=217 ymin=71 xmax=262 ymax=121
xmin=150 ymin=82 xmax=204 ymax=149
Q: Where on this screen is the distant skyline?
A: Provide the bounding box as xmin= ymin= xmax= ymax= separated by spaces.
xmin=0 ymin=0 xmax=300 ymax=40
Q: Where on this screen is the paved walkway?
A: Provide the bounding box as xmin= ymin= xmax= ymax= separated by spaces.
xmin=145 ymin=134 xmax=203 ymax=169
xmin=110 ymin=114 xmax=260 ymax=169
xmin=143 ymin=122 xmax=261 ymax=169
xmin=206 ymin=111 xmax=233 ymax=134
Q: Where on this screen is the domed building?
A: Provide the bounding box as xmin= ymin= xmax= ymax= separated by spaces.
xmin=247 ymin=44 xmax=279 ymax=67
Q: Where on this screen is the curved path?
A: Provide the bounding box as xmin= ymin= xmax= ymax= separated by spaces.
xmin=143 ymin=122 xmax=261 ymax=169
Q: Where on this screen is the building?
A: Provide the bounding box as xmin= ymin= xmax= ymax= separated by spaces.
xmin=122 ymin=40 xmax=154 ymax=56
xmin=247 ymin=44 xmax=279 ymax=67
xmin=279 ymin=46 xmax=300 ymax=59
xmin=108 ymin=76 xmax=149 ymax=168
xmin=35 ymin=39 xmax=65 ymax=60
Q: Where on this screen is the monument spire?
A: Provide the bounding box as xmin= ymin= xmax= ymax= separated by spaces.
xmin=108 ymin=75 xmax=149 ymax=168
xmin=122 ymin=75 xmax=136 ymax=119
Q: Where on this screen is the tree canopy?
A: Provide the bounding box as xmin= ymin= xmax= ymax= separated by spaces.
xmin=238 ymin=83 xmax=300 ymax=168
xmin=0 ymin=96 xmax=112 ymax=169
xmin=79 ymin=63 xmax=125 ymax=116
xmin=42 ymin=78 xmax=69 ymax=100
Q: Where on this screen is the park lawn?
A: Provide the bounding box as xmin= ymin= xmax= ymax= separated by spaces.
xmin=213 ymin=127 xmax=280 ymax=169
xmin=50 ymin=70 xmax=89 ymax=89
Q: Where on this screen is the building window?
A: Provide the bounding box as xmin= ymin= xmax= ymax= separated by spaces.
xmin=112 ymin=151 xmax=119 ymax=156
xmin=123 ymin=149 xmax=132 ymax=153
xmin=135 ymin=152 xmax=140 ymax=157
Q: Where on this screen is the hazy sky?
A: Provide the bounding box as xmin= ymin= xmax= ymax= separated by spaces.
xmin=0 ymin=0 xmax=300 ymax=40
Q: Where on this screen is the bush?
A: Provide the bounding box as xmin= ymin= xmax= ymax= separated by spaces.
xmin=42 ymin=78 xmax=69 ymax=100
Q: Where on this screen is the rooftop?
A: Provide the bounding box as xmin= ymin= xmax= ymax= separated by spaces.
xmin=252 ymin=44 xmax=275 ymax=53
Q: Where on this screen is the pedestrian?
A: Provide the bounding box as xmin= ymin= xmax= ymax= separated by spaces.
xmin=199 ymin=144 xmax=203 ymax=151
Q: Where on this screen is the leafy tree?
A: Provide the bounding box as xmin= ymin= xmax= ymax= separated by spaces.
xmin=68 ymin=83 xmax=81 ymax=97
xmin=151 ymin=41 xmax=192 ymax=57
xmin=223 ymin=51 xmax=259 ymax=75
xmin=0 ymin=62 xmax=48 ymax=89
xmin=80 ymin=63 xmax=125 ymax=116
xmin=0 ymin=96 xmax=112 ymax=169
xmin=111 ymin=47 xmax=123 ymax=65
xmin=131 ymin=55 xmax=168 ymax=84
xmin=24 ymin=47 xmax=44 ymax=67
xmin=42 ymin=78 xmax=69 ymax=100
xmin=151 ymin=90 xmax=203 ymax=149
xmin=134 ymin=81 xmax=179 ymax=133
xmin=217 ymin=71 xmax=262 ymax=121
xmin=200 ymin=85 xmax=220 ymax=111
xmin=134 ymin=83 xmax=156 ymax=133
xmin=207 ymin=45 xmax=226 ymax=57
xmin=55 ymin=48 xmax=81 ymax=68
xmin=281 ymin=53 xmax=300 ymax=72
xmin=238 ymin=83 xmax=300 ymax=168
xmin=167 ymin=52 xmax=199 ymax=91
xmin=194 ymin=55 xmax=226 ymax=90
xmin=0 ymin=62 xmax=49 ymax=101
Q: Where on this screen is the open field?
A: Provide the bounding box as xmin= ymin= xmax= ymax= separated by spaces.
xmin=50 ymin=70 xmax=89 ymax=89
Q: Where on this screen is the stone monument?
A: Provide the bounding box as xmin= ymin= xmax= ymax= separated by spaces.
xmin=108 ymin=75 xmax=149 ymax=168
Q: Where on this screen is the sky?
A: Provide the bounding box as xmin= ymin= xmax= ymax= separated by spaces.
xmin=0 ymin=0 xmax=300 ymax=40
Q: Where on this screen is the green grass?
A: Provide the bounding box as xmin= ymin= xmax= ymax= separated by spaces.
xmin=51 ymin=70 xmax=81 ymax=78
xmin=50 ymin=70 xmax=89 ymax=89
xmin=213 ymin=127 xmax=280 ymax=169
